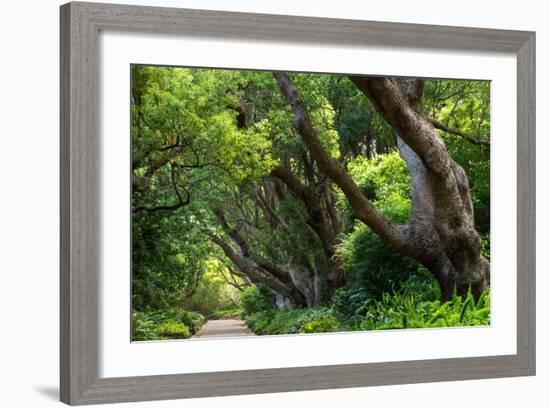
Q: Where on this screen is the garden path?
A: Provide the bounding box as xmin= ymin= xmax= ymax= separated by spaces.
xmin=193 ymin=319 xmax=255 ymax=338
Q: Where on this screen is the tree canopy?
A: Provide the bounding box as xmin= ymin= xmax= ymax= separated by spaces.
xmin=131 ymin=65 xmax=490 ymax=340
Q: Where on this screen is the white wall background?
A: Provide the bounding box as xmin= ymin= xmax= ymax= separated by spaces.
xmin=0 ymin=0 xmax=545 ymax=407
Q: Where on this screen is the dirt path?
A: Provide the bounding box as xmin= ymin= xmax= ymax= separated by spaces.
xmin=193 ymin=319 xmax=255 ymax=339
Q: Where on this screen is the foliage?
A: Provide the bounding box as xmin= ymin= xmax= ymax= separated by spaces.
xmin=330 ymin=269 xmax=440 ymax=326
xmin=283 ymin=307 xmax=338 ymax=333
xmin=423 ymin=80 xmax=491 ymax=233
xmin=132 ymin=312 xmax=160 ymax=341
xmin=347 ymin=152 xmax=412 ymax=211
xmin=182 ymin=265 xmax=243 ymax=317
xmin=130 ymin=66 xmax=492 ymax=339
xmin=132 ymin=212 xmax=213 ymax=310
xmin=301 ymin=315 xmax=341 ymax=333
xmin=240 ymin=285 xmax=275 ymax=317
xmin=211 ymin=307 xmax=242 ymax=320
xmin=155 ymin=321 xmax=191 ymax=339
xmin=361 ymin=289 xmax=491 ymax=330
xmin=131 ymin=308 xmax=205 ymax=341
xmin=171 ymin=309 xmax=206 ymax=333
xmin=337 ymin=223 xmax=423 ymax=298
xmin=245 ymin=289 xmax=490 ymax=336
xmin=334 ymin=151 xmax=440 ymax=300
xmin=246 ymin=309 xmax=295 ymax=335
xmin=398 ymin=267 xmax=441 ymax=301
xmin=246 ymin=307 xmax=340 ymax=335
xmin=330 ymin=284 xmax=371 ymax=324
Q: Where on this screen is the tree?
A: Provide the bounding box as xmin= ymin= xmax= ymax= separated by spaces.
xmin=131 ymin=65 xmax=491 ymax=313
xmin=131 ymin=66 xmax=347 ymax=308
xmin=274 ymin=73 xmax=489 ymax=299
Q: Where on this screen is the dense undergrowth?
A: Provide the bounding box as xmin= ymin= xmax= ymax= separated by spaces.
xmin=131 ymin=69 xmax=492 ymax=341
xmin=243 ymin=286 xmax=490 ymax=335
xmin=132 ymin=286 xmax=490 ymax=341
xmin=132 ymin=308 xmax=206 ymax=341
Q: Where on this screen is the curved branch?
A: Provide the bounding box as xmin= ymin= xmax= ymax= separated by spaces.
xmin=349 ymin=76 xmax=451 ymax=176
xmin=254 ymin=185 xmax=288 ymax=230
xmin=218 ymin=267 xmax=248 ymax=291
xmin=133 ymin=142 xmax=230 ymax=192
xmin=213 ymin=207 xmax=295 ymax=286
xmin=209 ymin=234 xmax=305 ymax=306
xmin=349 ymin=76 xmax=479 ymax=212
xmin=271 ymin=165 xmax=339 ymax=260
xmin=274 ymin=72 xmax=405 ymax=252
xmin=270 ymin=166 xmax=308 ymax=200
xmin=212 ymin=209 xmax=250 ymax=257
xmin=132 ymin=146 xmax=183 ymax=192
xmin=132 ymin=163 xmax=191 ymax=213
xmin=429 ymin=118 xmax=489 ymax=147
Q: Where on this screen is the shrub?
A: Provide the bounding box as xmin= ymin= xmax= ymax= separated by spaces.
xmin=243 ymin=290 xmax=490 ymax=336
xmin=262 ymin=309 xmax=304 ymax=334
xmin=336 ymin=151 xmax=443 ymax=301
xmin=172 ymin=309 xmax=205 ymax=333
xmin=398 ymin=266 xmax=441 ymax=301
xmin=337 ymin=224 xmax=425 ymax=299
xmin=245 ymin=310 xmax=275 ymax=334
xmin=301 ymin=315 xmax=341 ymax=333
xmin=131 ymin=311 xmax=159 ymax=341
xmin=211 ymin=307 xmax=241 ymax=319
xmin=240 ymin=285 xmax=275 ymax=317
xmin=284 ymin=307 xmax=334 ymax=333
xmin=246 ymin=307 xmax=341 ymax=335
xmin=155 ymin=321 xmax=191 ymax=339
xmin=330 ymin=284 xmax=371 ymax=324
xmin=361 ymin=289 xmax=490 ymax=330
xmin=131 ymin=308 xmax=205 ymax=341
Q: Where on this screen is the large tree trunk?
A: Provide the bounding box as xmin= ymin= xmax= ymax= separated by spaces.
xmin=274 ymin=73 xmax=489 ymax=299
xmin=271 ymin=165 xmax=346 ymax=294
xmin=396 ymin=137 xmax=489 ymax=299
xmin=218 ymin=174 xmax=344 ymax=307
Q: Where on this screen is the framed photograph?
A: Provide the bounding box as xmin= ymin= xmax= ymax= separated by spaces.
xmin=60 ymin=1 xmax=535 ymax=405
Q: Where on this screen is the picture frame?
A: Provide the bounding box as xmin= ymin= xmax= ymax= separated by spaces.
xmin=60 ymin=1 xmax=536 ymax=405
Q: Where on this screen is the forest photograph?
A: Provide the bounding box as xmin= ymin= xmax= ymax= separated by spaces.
xmin=131 ymin=65 xmax=491 ymax=341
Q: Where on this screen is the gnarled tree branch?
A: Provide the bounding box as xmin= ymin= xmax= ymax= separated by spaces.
xmin=274 ymin=72 xmax=406 ymax=252
xmin=429 ymin=118 xmax=489 ymax=147
xmin=208 ymin=233 xmax=305 ymax=306
xmin=132 ymin=163 xmax=191 ymax=213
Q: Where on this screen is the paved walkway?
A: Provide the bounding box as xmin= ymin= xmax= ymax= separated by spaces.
xmin=193 ymin=319 xmax=255 ymax=338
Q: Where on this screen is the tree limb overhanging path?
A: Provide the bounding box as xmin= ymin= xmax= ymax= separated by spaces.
xmin=193 ymin=319 xmax=255 ymax=338
xmin=131 ymin=66 xmax=492 ymax=320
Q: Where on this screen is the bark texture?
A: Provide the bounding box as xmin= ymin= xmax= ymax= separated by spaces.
xmin=275 ymin=73 xmax=489 ymax=299
xmin=210 ymin=167 xmax=346 ymax=308
xmin=271 ymin=165 xmax=345 ymax=292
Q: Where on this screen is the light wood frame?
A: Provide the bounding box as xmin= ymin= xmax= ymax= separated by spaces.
xmin=60 ymin=2 xmax=536 ymax=405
